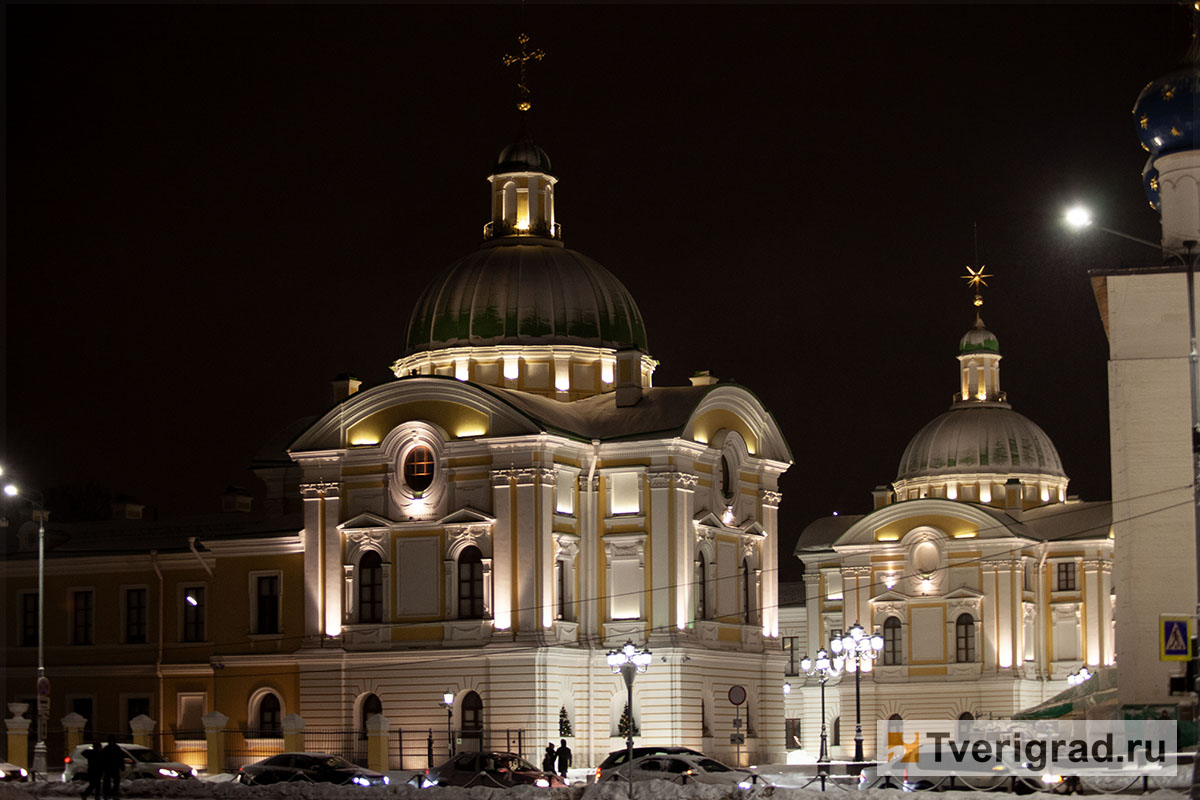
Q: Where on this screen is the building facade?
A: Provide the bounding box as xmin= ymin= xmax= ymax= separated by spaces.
xmin=3 ymin=127 xmax=793 ymax=772
xmin=786 ymin=305 xmax=1113 ymax=761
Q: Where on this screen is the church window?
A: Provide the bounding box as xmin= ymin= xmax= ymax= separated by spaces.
xmin=404 ymin=446 xmax=436 ymax=496
xmin=695 ymin=553 xmax=708 ymax=620
xmin=958 ymin=711 xmax=975 ymax=720
xmin=1056 ymin=562 xmax=1077 ymax=591
xmin=883 ymin=616 xmax=902 ymax=665
xmin=555 ymin=470 xmax=575 ymax=515
xmin=73 ymin=589 xmax=96 ymax=645
xmin=461 ymin=691 xmax=483 ymax=750
xmin=823 ymin=568 xmax=843 ymax=601
xmin=502 ymin=181 xmax=517 ymax=225
xmin=610 ymin=472 xmax=639 ymax=515
xmin=253 ymin=573 xmax=281 ymax=635
xmin=458 ymin=546 xmax=485 ymax=619
xmin=831 ymin=716 xmax=841 ymax=746
xmin=181 ymin=586 xmax=204 ymax=643
xmin=955 ymin=613 xmax=976 ymax=663
xmin=358 ymin=551 xmax=383 ymax=623
xmin=719 ymin=455 xmax=734 ymax=504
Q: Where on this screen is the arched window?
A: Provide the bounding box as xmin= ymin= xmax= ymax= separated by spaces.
xmin=883 ymin=616 xmax=902 ymax=665
xmin=956 ymin=613 xmax=976 ymax=663
xmin=256 ymin=692 xmax=282 ymax=737
xmin=360 ymin=693 xmax=382 ymax=740
xmin=403 ymin=446 xmax=435 ymax=496
xmin=458 ymin=546 xmax=484 ymax=619
xmin=461 ymin=691 xmax=483 ymax=750
xmin=720 ymin=455 xmax=734 ymax=503
xmin=831 ymin=716 xmax=841 ymax=746
xmin=958 ymin=711 xmax=975 ymax=720
xmin=742 ymin=558 xmax=753 ymax=624
xmin=359 ymin=551 xmax=383 ymax=623
xmin=502 ymin=182 xmax=517 ymax=225
xmin=694 ymin=553 xmax=707 ymax=620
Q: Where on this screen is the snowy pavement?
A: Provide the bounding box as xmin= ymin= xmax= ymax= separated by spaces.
xmin=0 ymin=777 xmax=1189 ymax=800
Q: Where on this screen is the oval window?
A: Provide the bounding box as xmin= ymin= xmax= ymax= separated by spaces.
xmin=720 ymin=455 xmax=734 ymax=503
xmin=404 ymin=446 xmax=435 ymax=495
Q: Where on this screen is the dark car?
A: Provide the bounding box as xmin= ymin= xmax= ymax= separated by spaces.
xmin=600 ymin=752 xmax=767 ymax=788
xmin=238 ymin=753 xmax=389 ymax=786
xmin=423 ymin=751 xmax=567 ymax=788
xmin=594 ymin=746 xmax=705 ymax=783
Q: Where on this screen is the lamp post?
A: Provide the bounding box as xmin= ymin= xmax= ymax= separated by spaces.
xmin=606 ymin=639 xmax=651 ymax=800
xmin=1066 ymin=206 xmax=1200 ymax=630
xmin=442 ymin=690 xmax=454 ymax=757
xmin=799 ymin=647 xmax=844 ymax=768
xmin=4 ymin=482 xmax=47 ymax=780
xmin=830 ymin=622 xmax=883 ymax=765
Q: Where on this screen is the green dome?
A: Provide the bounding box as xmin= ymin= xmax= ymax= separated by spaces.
xmin=403 ymin=243 xmax=649 ymax=356
xmin=959 ymin=314 xmax=999 ymax=354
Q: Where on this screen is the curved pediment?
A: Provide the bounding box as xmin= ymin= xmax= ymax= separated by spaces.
xmin=832 ymin=498 xmax=1034 ymax=549
xmin=684 ymin=386 xmax=792 ymax=465
xmin=289 ymin=377 xmax=545 ymax=454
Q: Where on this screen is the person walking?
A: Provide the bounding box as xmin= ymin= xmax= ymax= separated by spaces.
xmin=541 ymin=742 xmax=556 ymax=773
xmin=80 ymin=741 xmax=102 ymax=800
xmin=101 ymin=736 xmax=124 ymax=800
xmin=555 ymin=738 xmax=572 ymax=780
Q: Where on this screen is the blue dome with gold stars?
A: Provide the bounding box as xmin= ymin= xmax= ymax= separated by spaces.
xmin=1134 ymin=54 xmax=1200 ymax=159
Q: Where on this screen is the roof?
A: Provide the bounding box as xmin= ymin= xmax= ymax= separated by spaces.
xmin=897 ymin=405 xmax=1066 ymax=482
xmin=796 ymin=514 xmax=862 ymax=552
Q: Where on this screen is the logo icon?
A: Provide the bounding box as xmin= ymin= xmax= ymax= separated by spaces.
xmin=887 ymin=730 xmax=920 ymax=763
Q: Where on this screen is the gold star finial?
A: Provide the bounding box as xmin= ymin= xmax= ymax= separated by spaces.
xmin=502 ymin=33 xmax=545 ymax=113
xmin=962 ymin=264 xmax=992 ymax=307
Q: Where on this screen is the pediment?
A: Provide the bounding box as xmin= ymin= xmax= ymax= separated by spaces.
xmin=870 ymin=589 xmax=910 ymax=604
xmin=741 ymin=521 xmax=766 ymax=538
xmin=438 ymin=507 xmax=496 ymax=526
xmin=694 ymin=510 xmax=724 ymax=529
xmin=339 ymin=512 xmax=395 ymax=531
xmin=944 ymin=586 xmax=985 ymax=600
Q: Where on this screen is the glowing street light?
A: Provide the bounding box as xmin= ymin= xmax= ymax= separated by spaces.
xmin=442 ymin=690 xmax=454 ymax=757
xmin=830 ymin=622 xmax=883 ymax=764
xmin=607 ymin=639 xmax=651 ymax=800
xmin=3 ymin=479 xmax=48 ymax=780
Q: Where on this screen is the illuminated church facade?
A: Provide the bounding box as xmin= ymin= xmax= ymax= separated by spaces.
xmin=785 ymin=298 xmax=1114 ymax=760
xmin=279 ymin=127 xmax=793 ymax=767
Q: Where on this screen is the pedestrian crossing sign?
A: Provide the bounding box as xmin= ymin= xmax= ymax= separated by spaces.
xmin=1160 ymin=616 xmax=1192 ymax=661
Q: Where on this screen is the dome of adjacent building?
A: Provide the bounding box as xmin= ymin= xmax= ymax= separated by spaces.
xmin=402 ymin=243 xmax=648 ymax=356
xmin=896 ymin=405 xmax=1066 ymax=482
xmin=1134 ymin=57 xmax=1200 ymax=158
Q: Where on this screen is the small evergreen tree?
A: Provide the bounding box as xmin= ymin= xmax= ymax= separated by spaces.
xmin=617 ymin=702 xmax=640 ymax=738
xmin=558 ymin=706 xmax=573 ymax=737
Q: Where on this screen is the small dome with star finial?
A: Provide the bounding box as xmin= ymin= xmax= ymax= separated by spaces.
xmin=959 ymin=314 xmax=999 ymax=355
xmin=1133 ymin=32 xmax=1200 ymax=159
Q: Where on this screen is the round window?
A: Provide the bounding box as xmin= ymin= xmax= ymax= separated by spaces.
xmin=403 ymin=446 xmax=436 ymax=495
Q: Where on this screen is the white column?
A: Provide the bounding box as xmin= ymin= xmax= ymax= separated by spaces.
xmin=491 ymin=470 xmax=514 ymax=631
xmin=761 ymin=489 xmax=782 ymax=637
xmin=649 ymin=472 xmax=673 ymax=636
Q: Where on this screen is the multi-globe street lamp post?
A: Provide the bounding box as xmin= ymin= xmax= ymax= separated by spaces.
xmin=3 ymin=480 xmax=47 ymax=780
xmin=606 ymin=639 xmax=651 ymax=800
xmin=830 ymin=622 xmax=883 ymax=765
xmin=799 ymin=647 xmax=844 ymax=768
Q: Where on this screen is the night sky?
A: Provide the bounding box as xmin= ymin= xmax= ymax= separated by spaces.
xmin=6 ymin=4 xmax=1190 ymax=581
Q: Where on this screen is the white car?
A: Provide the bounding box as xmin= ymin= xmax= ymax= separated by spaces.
xmin=62 ymin=744 xmax=196 ymax=782
xmin=0 ymin=761 xmax=29 ymax=782
xmin=601 ymin=752 xmax=769 ymax=788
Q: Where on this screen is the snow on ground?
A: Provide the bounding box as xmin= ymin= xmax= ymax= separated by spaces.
xmin=0 ymin=778 xmax=1189 ymax=800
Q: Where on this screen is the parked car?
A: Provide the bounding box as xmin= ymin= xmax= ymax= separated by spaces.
xmin=238 ymin=753 xmax=389 ymax=786
xmin=0 ymin=761 xmax=29 ymax=782
xmin=62 ymin=744 xmax=195 ymax=782
xmin=600 ymin=752 xmax=768 ymax=788
xmin=422 ymin=751 xmax=567 ymax=788
xmin=594 ymin=746 xmax=705 ymax=782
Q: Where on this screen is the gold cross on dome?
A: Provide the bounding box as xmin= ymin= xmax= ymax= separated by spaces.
xmin=502 ymin=33 xmax=545 ymax=112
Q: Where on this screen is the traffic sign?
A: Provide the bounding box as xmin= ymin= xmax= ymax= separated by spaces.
xmin=1160 ymin=616 xmax=1192 ymax=661
xmin=728 ymin=685 xmax=746 ymax=706
xmin=730 ymin=734 xmax=745 ymax=745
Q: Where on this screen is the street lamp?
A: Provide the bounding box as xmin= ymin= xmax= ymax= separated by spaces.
xmin=607 ymin=639 xmax=651 ymax=800
xmin=830 ymin=622 xmax=883 ymax=765
xmin=1066 ymin=205 xmax=1200 ymax=654
xmin=3 ymin=481 xmax=47 ymax=780
xmin=442 ymin=690 xmax=454 ymax=757
xmin=799 ymin=647 xmax=844 ymax=767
